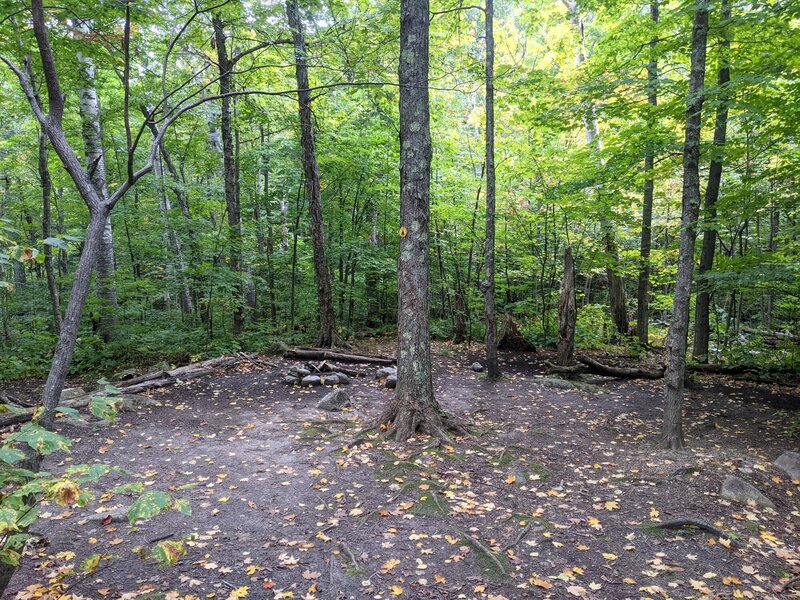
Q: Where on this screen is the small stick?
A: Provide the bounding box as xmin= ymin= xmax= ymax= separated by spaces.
xmin=502 ymin=525 xmax=532 ymax=552
xmin=457 ymin=529 xmax=508 ymax=576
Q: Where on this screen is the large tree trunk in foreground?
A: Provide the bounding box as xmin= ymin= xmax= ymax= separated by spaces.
xmin=483 ymin=0 xmax=499 ymax=380
xmin=636 ymin=0 xmax=659 ymax=345
xmin=40 ymin=132 xmax=62 ymax=334
xmin=376 ymin=0 xmax=458 ymax=441
xmin=77 ymin=33 xmax=117 ymax=341
xmin=662 ymin=0 xmax=709 ymax=449
xmin=286 ymin=0 xmax=339 ymax=347
xmin=212 ymin=16 xmax=245 ymax=335
xmin=557 ymin=246 xmax=576 ymax=366
xmin=692 ymin=0 xmax=731 ymax=362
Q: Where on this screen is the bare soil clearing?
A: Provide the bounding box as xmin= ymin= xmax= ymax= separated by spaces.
xmin=3 ymin=344 xmax=799 ymax=599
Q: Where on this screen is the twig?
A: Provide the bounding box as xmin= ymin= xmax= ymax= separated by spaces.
xmin=501 ymin=525 xmax=532 ymax=552
xmin=779 ymin=575 xmax=800 ymax=593
xmin=456 ymin=529 xmax=508 ymax=576
xmin=148 ymin=532 xmax=174 ymax=543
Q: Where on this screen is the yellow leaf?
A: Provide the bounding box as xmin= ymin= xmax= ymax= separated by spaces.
xmin=649 ymin=508 xmax=659 ymax=519
xmin=603 ymin=500 xmax=619 ymax=511
xmin=473 ymin=584 xmax=486 ymax=593
xmin=434 ymin=574 xmax=446 ymax=584
xmin=587 ymin=517 xmax=602 ymax=529
xmin=505 ymin=474 xmax=516 ymax=485
xmin=602 ymin=553 xmax=618 ymax=560
xmin=52 ymin=480 xmax=81 ymax=507
xmin=389 ymin=584 xmax=403 ymax=596
xmin=381 ymin=558 xmax=401 ymax=573
xmin=531 ymin=577 xmax=553 ymax=589
xmin=227 ymin=586 xmax=248 ymax=599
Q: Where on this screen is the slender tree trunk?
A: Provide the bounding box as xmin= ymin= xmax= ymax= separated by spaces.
xmin=483 ymin=0 xmax=500 ymax=379
xmin=77 ymin=37 xmax=118 ymax=341
xmin=637 ymin=0 xmax=659 ymax=345
xmin=662 ymin=0 xmax=709 ymax=449
xmin=286 ymin=0 xmax=339 ymax=347
xmin=557 ymin=246 xmax=576 ymax=366
xmin=39 ymin=132 xmax=62 ymax=333
xmin=212 ymin=15 xmax=245 ymax=335
xmin=377 ymin=0 xmax=458 ymax=441
xmin=259 ymin=125 xmax=278 ymax=325
xmin=563 ymin=0 xmax=629 ymax=336
xmin=692 ymin=0 xmax=731 ymax=361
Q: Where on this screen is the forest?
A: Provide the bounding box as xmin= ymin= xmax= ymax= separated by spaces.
xmin=0 ymin=0 xmax=798 ymax=598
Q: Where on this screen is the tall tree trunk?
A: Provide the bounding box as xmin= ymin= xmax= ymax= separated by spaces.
xmin=212 ymin=16 xmax=245 ymax=335
xmin=377 ymin=0 xmax=457 ymax=441
xmin=258 ymin=125 xmax=278 ymax=325
xmin=77 ymin=36 xmax=118 ymax=341
xmin=154 ymin=149 xmax=193 ymax=314
xmin=692 ymin=0 xmax=731 ymax=362
xmin=39 ymin=132 xmax=62 ymax=333
xmin=557 ymin=246 xmax=576 ymax=366
xmin=563 ymin=0 xmax=629 ymax=336
xmin=483 ymin=0 xmax=500 ymax=379
xmin=662 ymin=0 xmax=709 ymax=449
xmin=286 ymin=0 xmax=339 ymax=347
xmin=636 ymin=0 xmax=659 ymax=345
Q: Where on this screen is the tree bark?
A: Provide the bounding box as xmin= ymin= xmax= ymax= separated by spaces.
xmin=77 ymin=34 xmax=118 ymax=341
xmin=662 ymin=0 xmax=709 ymax=450
xmin=692 ymin=0 xmax=731 ymax=362
xmin=557 ymin=246 xmax=576 ymax=366
xmin=376 ymin=0 xmax=458 ymax=441
xmin=286 ymin=0 xmax=339 ymax=347
xmin=636 ymin=0 xmax=659 ymax=345
xmin=39 ymin=132 xmax=62 ymax=334
xmin=562 ymin=0 xmax=629 ymax=336
xmin=483 ymin=0 xmax=499 ymax=379
xmin=212 ymin=15 xmax=245 ymax=335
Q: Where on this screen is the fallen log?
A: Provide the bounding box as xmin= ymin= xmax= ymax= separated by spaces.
xmin=577 ymin=356 xmax=665 ymax=379
xmin=0 ymin=353 xmax=258 ymax=429
xmin=284 ymin=348 xmax=395 ymax=365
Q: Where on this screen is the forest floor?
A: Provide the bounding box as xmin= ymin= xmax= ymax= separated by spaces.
xmin=2 ymin=342 xmax=799 ymax=600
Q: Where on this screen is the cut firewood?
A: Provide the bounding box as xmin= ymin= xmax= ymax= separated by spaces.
xmin=284 ymin=348 xmax=395 ymax=365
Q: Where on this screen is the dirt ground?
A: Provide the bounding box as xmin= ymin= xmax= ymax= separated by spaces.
xmin=2 ymin=343 xmax=799 ymax=600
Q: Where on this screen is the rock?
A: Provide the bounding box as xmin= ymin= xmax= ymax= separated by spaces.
xmin=774 ymin=451 xmax=800 ymax=481
xmin=119 ymin=394 xmax=159 ymax=410
xmin=284 ymin=375 xmax=300 ymax=386
xmin=87 ymin=506 xmax=129 ymax=523
xmin=720 ymin=474 xmax=775 ymax=509
xmin=376 ymin=366 xmax=397 ymax=379
xmin=296 ymin=367 xmax=311 ymax=377
xmin=60 ymin=387 xmax=88 ymax=401
xmin=301 ymin=375 xmax=322 ymax=386
xmin=470 ymin=362 xmax=484 ymax=372
xmin=333 ymin=372 xmax=350 ymax=385
xmin=317 ymin=389 xmax=351 ymax=411
xmin=267 ymin=340 xmax=290 ymax=356
xmin=112 ymin=368 xmax=139 ymax=382
xmin=322 ymin=374 xmax=340 ymax=385
xmin=385 ymin=375 xmax=397 ymax=389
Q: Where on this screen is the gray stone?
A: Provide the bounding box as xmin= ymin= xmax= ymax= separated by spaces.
xmin=774 ymin=451 xmax=800 ymax=481
xmin=471 ymin=362 xmax=484 ymax=373
xmin=119 ymin=394 xmax=158 ymax=410
xmin=376 ymin=366 xmax=397 ymax=379
xmin=87 ymin=506 xmax=128 ymax=523
xmin=284 ymin=375 xmax=300 ymax=386
xmin=720 ymin=474 xmax=775 ymax=509
xmin=301 ymin=375 xmax=322 ymax=386
xmin=385 ymin=375 xmax=397 ymax=389
xmin=112 ymin=368 xmax=139 ymax=382
xmin=333 ymin=372 xmax=350 ymax=385
xmin=60 ymin=387 xmax=88 ymax=401
xmin=296 ymin=368 xmax=311 ymax=377
xmin=317 ymin=389 xmax=351 ymax=411
xmin=322 ymin=374 xmax=340 ymax=385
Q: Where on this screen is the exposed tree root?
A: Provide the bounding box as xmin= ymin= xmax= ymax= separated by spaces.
xmin=652 ymin=519 xmax=734 ymax=542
